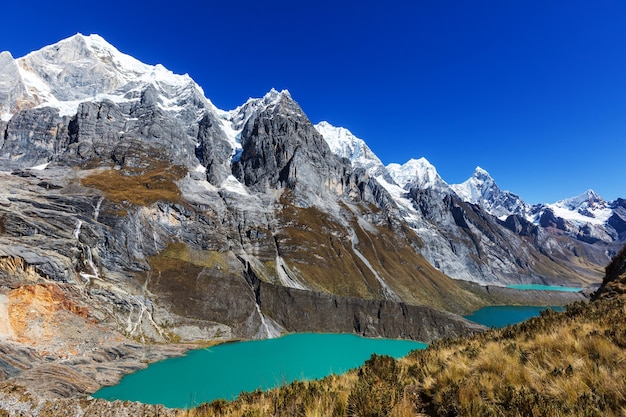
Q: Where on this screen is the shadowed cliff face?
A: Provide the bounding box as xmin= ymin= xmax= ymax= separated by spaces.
xmin=593 ymin=244 xmax=626 ymax=300
xmin=232 ymin=93 xmax=360 ymax=204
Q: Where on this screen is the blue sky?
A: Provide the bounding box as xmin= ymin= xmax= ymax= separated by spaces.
xmin=2 ymin=0 xmax=625 ymax=203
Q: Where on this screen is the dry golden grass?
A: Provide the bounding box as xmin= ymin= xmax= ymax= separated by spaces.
xmin=407 ymin=299 xmax=626 ymax=416
xmin=80 ymin=162 xmax=187 ymax=207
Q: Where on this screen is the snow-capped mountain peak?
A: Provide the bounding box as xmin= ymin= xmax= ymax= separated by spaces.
xmin=263 ymin=87 xmax=291 ymax=102
xmin=1 ymin=33 xmax=209 ymax=119
xmin=386 ymin=157 xmax=448 ymax=191
xmin=450 ymin=167 xmax=529 ymax=220
xmin=558 ymin=189 xmax=606 ymax=211
xmin=451 ymin=166 xmax=496 ymax=203
xmin=472 ymin=166 xmax=492 ymax=180
xmin=314 ymin=121 xmax=387 ymax=177
xmin=545 ymin=189 xmax=611 ymax=225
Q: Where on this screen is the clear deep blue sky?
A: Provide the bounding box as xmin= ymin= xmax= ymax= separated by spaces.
xmin=2 ymin=0 xmax=625 ymax=203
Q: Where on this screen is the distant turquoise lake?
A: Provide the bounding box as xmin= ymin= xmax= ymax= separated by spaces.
xmin=92 ymin=333 xmax=427 ymax=409
xmin=506 ymin=284 xmax=582 ymax=292
xmin=464 ymin=305 xmax=565 ymax=328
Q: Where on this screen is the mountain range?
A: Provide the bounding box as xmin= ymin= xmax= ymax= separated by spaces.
xmin=0 ymin=34 xmax=623 ymax=401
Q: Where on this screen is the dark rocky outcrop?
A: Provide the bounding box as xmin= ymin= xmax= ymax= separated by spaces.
xmin=539 ymin=208 xmax=568 ymax=230
xmin=501 ymin=214 xmax=537 ymax=237
xmin=195 ymin=111 xmax=232 ymax=185
xmin=608 ymin=199 xmax=626 ymax=241
xmin=233 ymin=93 xmax=354 ymax=201
xmin=593 ymin=244 xmax=626 ymax=300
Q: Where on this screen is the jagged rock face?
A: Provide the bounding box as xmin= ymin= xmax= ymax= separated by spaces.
xmin=195 ymin=112 xmax=233 ymax=185
xmin=608 ymin=199 xmax=626 ymax=241
xmin=0 ymin=51 xmax=27 ymax=116
xmin=66 ymin=96 xmax=202 ymax=169
xmin=233 ymin=94 xmax=353 ymax=200
xmin=408 ymin=188 xmax=528 ymax=283
xmin=1 ymin=108 xmax=69 ymax=168
xmin=407 ymin=187 xmax=616 ymax=285
xmin=0 ymin=94 xmax=207 ymax=171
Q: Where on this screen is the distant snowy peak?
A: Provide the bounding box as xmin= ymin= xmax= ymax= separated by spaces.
xmin=314 ymin=121 xmax=387 ymax=176
xmin=450 ymin=166 xmax=529 ymax=220
xmin=450 ymin=166 xmax=496 ymax=203
xmin=558 ymin=189 xmax=606 ymax=212
xmin=545 ymin=189 xmax=612 ymax=226
xmin=386 ymin=158 xmax=449 ymax=191
xmin=1 ymin=33 xmax=211 ymax=118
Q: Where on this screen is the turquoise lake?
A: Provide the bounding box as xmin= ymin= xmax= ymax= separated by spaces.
xmin=92 ymin=333 xmax=427 ymax=409
xmin=464 ymin=305 xmax=565 ymax=328
xmin=506 ymin=284 xmax=582 ymax=292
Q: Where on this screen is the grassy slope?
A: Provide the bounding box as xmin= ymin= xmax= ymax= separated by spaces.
xmin=275 ymin=200 xmax=492 ymax=315
xmin=181 ymin=246 xmax=626 ymax=417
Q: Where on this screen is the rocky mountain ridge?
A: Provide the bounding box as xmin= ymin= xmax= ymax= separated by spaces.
xmin=447 ymin=166 xmax=622 ymax=241
xmin=316 ymin=127 xmax=623 ymax=285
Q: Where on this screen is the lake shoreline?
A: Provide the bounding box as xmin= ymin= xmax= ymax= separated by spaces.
xmin=90 ymin=282 xmax=590 ymax=408
xmin=92 ymin=333 xmax=429 ymax=408
xmin=0 ymin=283 xmax=594 ymax=415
